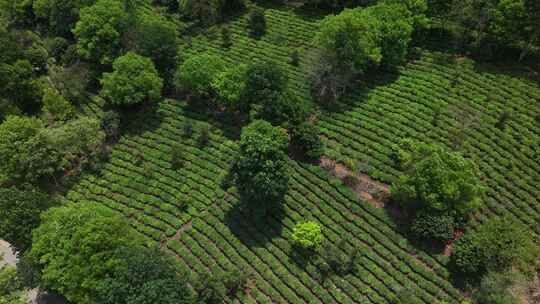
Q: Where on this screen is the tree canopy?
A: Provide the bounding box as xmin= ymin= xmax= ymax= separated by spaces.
xmin=0 ymin=185 xmax=52 ymax=252
xmin=100 ymin=52 xmax=163 ymax=106
xmin=29 ymin=202 xmax=140 ymax=304
xmin=73 ymin=0 xmax=129 ymax=64
xmin=233 ymin=120 xmax=290 ymax=210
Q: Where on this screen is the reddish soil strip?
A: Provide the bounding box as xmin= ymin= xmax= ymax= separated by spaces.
xmin=320 ymin=157 xmax=390 ymax=209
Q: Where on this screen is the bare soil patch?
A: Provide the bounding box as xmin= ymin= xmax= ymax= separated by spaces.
xmin=320 ymin=157 xmax=390 ymax=209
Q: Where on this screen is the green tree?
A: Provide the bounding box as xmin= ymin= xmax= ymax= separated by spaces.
xmin=95 ymin=246 xmax=194 ymax=304
xmin=131 ymin=12 xmax=178 ymax=77
xmin=0 ymin=266 xmax=26 ymax=304
xmin=0 ymin=186 xmax=52 ymax=252
xmin=410 ymin=211 xmax=455 ymax=243
xmin=175 ymin=53 xmax=227 ymax=99
xmin=291 ymin=221 xmax=323 ymax=250
xmin=29 ymin=202 xmax=140 ymax=304
xmin=211 ymin=64 xmax=249 ymax=111
xmin=248 ymin=9 xmax=266 ymax=38
xmin=100 ymin=52 xmax=163 ymax=106
xmin=291 ymin=122 xmax=325 ymax=160
xmin=33 ymin=0 xmax=96 ymax=37
xmin=0 ymin=115 xmax=56 ymax=184
xmin=473 ymin=271 xmax=520 ymax=304
xmin=391 ymin=140 xmax=483 ymax=214
xmin=451 ymin=217 xmax=539 ymax=276
xmin=258 ymin=91 xmax=310 ymax=127
xmin=243 ymin=61 xmax=288 ymax=109
xmin=233 ymin=120 xmax=290 ymax=210
xmin=42 ymin=87 xmax=75 ymax=123
xmin=73 ymin=0 xmax=129 ymax=64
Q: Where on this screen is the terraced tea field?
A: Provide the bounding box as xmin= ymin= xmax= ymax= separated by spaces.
xmin=67 ymin=6 xmax=540 ymax=304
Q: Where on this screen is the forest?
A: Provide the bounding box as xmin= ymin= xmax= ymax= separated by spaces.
xmin=0 ymin=0 xmax=539 ymax=303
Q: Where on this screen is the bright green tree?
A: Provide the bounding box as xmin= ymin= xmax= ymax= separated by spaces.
xmin=0 ymin=185 xmax=52 ymax=252
xmin=233 ymin=120 xmax=290 ymax=210
xmin=211 ymin=64 xmax=248 ymax=111
xmin=391 ymin=140 xmax=483 ymax=214
xmin=292 ymin=221 xmax=323 ymax=250
xmin=175 ymin=53 xmax=227 ymax=99
xmin=29 ymin=202 xmax=140 ymax=304
xmin=100 ymin=52 xmax=163 ymax=106
xmin=73 ymin=0 xmax=129 ymax=64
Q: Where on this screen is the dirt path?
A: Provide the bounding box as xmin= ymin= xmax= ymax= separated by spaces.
xmin=320 ymin=157 xmax=391 ymax=209
xmin=0 ymin=240 xmax=17 ymax=267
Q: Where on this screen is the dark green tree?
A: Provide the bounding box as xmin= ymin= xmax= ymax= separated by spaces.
xmin=291 ymin=122 xmax=324 ymax=160
xmin=243 ymin=61 xmax=287 ymax=108
xmin=95 ymin=246 xmax=194 ymax=304
xmin=248 ymin=9 xmax=266 ymax=38
xmin=0 ymin=185 xmax=52 ymax=252
xmin=451 ymin=217 xmax=539 ymax=276
xmin=131 ymin=12 xmax=178 ymax=78
xmin=33 ymin=0 xmax=96 ymax=37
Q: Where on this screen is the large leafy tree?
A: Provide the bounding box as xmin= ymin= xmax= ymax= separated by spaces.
xmin=0 ymin=186 xmax=52 ymax=252
xmin=29 ymin=202 xmax=140 ymax=304
xmin=95 ymin=246 xmax=194 ymax=304
xmin=0 ymin=116 xmax=56 ymax=184
xmin=243 ymin=61 xmax=288 ymax=108
xmin=175 ymin=53 xmax=227 ymax=99
xmin=73 ymin=0 xmax=129 ymax=64
xmin=391 ymin=139 xmax=483 ymax=215
xmin=233 ymin=120 xmax=290 ymax=211
xmin=451 ymin=217 xmax=539 ymax=276
xmin=131 ymin=12 xmax=178 ymax=78
xmin=100 ymin=52 xmax=163 ymax=106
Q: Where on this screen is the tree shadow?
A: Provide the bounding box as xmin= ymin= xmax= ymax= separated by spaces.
xmin=117 ymin=101 xmax=165 ymax=138
xmin=224 ymin=198 xmax=286 ymax=249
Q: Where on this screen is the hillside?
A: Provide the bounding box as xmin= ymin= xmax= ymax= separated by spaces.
xmin=62 ymin=5 xmax=540 ymax=304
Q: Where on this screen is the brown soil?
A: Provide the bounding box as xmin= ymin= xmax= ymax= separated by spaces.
xmin=443 ymin=230 xmax=464 ymax=257
xmin=320 ymin=157 xmax=390 ymax=209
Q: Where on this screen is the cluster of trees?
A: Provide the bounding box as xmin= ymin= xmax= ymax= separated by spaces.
xmin=392 ymin=139 xmax=539 ymax=302
xmin=391 ymin=139 xmax=484 ymax=243
xmin=429 ymin=0 xmax=540 ymax=60
xmin=310 ymin=0 xmax=428 ymax=103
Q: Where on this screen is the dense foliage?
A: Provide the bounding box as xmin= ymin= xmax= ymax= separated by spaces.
xmin=391 ymin=140 xmax=483 ymax=215
xmin=451 ymin=217 xmax=539 ymax=276
xmin=233 ymin=120 xmax=290 ymax=210
xmin=0 ymin=186 xmax=51 ymax=252
xmin=100 ymin=52 xmax=163 ymax=106
xmin=175 ymin=53 xmax=227 ymax=99
xmin=96 ymin=246 xmax=194 ymax=304
xmin=291 ymin=221 xmax=324 ymax=250
xmin=29 ymin=202 xmax=139 ymax=304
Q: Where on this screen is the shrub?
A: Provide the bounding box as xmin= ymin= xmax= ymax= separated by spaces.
xmin=101 ymin=110 xmax=120 ymax=141
xmin=221 ymin=26 xmax=232 ymax=48
xmin=42 ymin=87 xmax=75 ymax=122
xmin=292 ymin=221 xmax=323 ymax=250
xmin=182 ymin=121 xmax=194 ymax=138
xmin=291 ymin=122 xmax=325 ymax=160
xmin=171 ymin=144 xmax=185 ymax=169
xmin=473 ymin=271 xmax=520 ymax=304
xmin=410 ymin=211 xmax=455 ymax=243
xmin=197 ymin=126 xmax=210 ymax=147
xmin=248 ymin=9 xmax=266 ymax=38
xmin=451 ymin=217 xmax=539 ymax=276
xmin=289 ymin=48 xmax=300 ymax=66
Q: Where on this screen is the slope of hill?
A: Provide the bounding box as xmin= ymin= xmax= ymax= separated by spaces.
xmin=65 ymin=5 xmax=540 ymax=304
